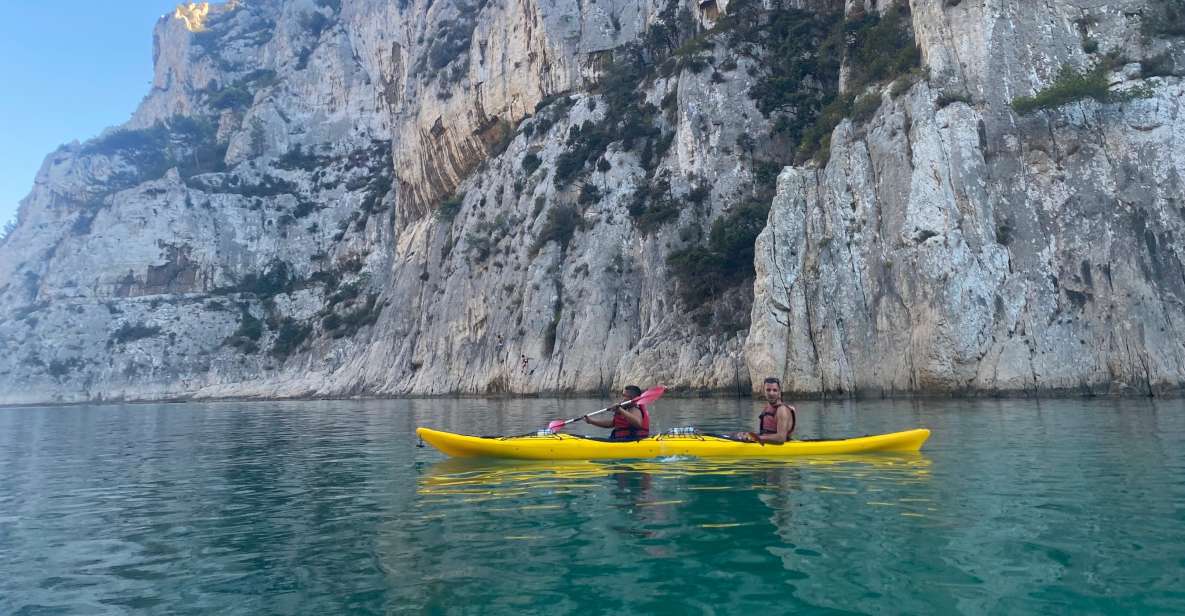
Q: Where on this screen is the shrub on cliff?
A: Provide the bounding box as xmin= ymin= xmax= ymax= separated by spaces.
xmin=323 ymin=294 xmax=383 ymax=339
xmin=843 ymin=5 xmax=921 ymax=94
xmin=628 ymin=175 xmax=681 ymax=234
xmin=1012 ymin=64 xmax=1110 ymax=113
xmin=522 ymin=152 xmax=542 ymax=175
xmin=81 ymin=115 xmax=226 ymax=184
xmin=792 ymin=7 xmax=920 ymax=164
xmin=1143 ymin=0 xmax=1185 ymax=38
xmin=270 ymin=318 xmax=312 ymax=359
xmin=667 ymin=200 xmax=770 ymax=320
xmin=1011 ymin=63 xmax=1152 ymax=114
xmin=436 ymin=193 xmax=465 ymax=222
xmin=227 ymin=308 xmax=263 ymax=354
xmin=207 ymin=86 xmax=254 ymax=110
xmin=220 ymin=260 xmax=296 ymax=298
xmin=531 ymin=205 xmax=580 ymax=255
xmin=109 ymin=323 xmax=162 ymax=347
xmin=747 ymin=8 xmax=844 ymax=119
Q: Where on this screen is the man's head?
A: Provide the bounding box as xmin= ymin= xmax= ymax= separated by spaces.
xmin=623 ymin=385 xmax=642 ymax=399
xmin=762 ymin=377 xmax=782 ymax=404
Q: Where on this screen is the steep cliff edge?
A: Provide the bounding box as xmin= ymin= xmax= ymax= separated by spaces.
xmin=749 ymin=0 xmax=1185 ymax=396
xmin=2 ymin=0 xmax=1183 ymax=404
xmin=0 ymin=0 xmax=806 ymax=403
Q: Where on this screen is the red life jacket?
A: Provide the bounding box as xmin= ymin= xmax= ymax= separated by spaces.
xmin=759 ymin=403 xmax=796 ymax=439
xmin=610 ymin=403 xmax=650 ymax=439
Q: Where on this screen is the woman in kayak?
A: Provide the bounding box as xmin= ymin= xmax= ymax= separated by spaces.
xmin=738 ymin=377 xmax=796 ymax=444
xmin=585 ymin=385 xmax=650 ymax=440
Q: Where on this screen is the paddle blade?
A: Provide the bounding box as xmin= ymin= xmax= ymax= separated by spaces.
xmin=546 ymin=419 xmax=567 ymax=433
xmin=634 ymin=385 xmax=667 ymax=406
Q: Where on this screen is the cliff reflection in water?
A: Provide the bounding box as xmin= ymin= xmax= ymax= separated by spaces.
xmin=389 ymin=454 xmax=935 ymax=610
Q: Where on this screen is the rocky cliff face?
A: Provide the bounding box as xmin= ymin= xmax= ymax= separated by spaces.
xmin=1 ymin=0 xmax=1183 ymax=404
xmin=748 ymin=0 xmax=1185 ymax=396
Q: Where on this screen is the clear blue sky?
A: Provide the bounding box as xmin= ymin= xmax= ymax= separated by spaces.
xmin=0 ymin=3 xmax=180 ymax=229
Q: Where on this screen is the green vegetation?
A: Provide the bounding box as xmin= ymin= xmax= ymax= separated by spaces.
xmin=1011 ymin=63 xmax=1152 ymax=114
xmin=227 ymin=306 xmax=263 ymax=354
xmin=322 ymin=293 xmax=383 ymax=338
xmin=108 ymin=323 xmax=162 ymax=346
xmin=669 ymin=0 xmax=919 ymax=164
xmin=419 ymin=1 xmax=490 ymax=86
xmin=549 ymin=50 xmax=666 ymax=191
xmin=270 ymin=318 xmax=312 ymax=359
xmin=300 ymin=10 xmax=332 ymax=38
xmin=327 ymin=280 xmax=362 ymax=306
xmin=467 ymin=212 xmax=518 ymax=263
xmin=217 ymin=260 xmax=296 ymax=298
xmin=553 ymin=121 xmax=613 ymax=187
xmin=243 ymin=175 xmax=299 ymax=197
xmin=577 ymin=183 xmax=601 ymax=205
xmin=844 ymin=7 xmax=921 ymax=93
xmin=276 ymin=144 xmax=327 ymax=171
xmin=359 ymin=173 xmax=393 ymax=216
xmin=522 ymin=152 xmax=542 ymax=175
xmin=1141 ymin=53 xmax=1179 ymax=77
xmin=436 ymin=193 xmax=465 ymax=222
xmin=628 ymin=175 xmax=679 ymax=234
xmin=207 ymin=86 xmax=254 ymax=110
xmin=48 ymin=358 xmax=85 ymax=380
xmin=531 ymin=205 xmax=580 ymax=255
xmin=667 ymin=201 xmax=770 ymax=323
xmin=936 ymin=91 xmax=973 ymax=108
xmin=1143 ymin=0 xmax=1185 ymax=38
xmin=292 ymin=201 xmax=319 ymax=219
xmin=80 ymin=115 xmax=227 ymax=185
xmin=744 ymin=8 xmax=844 ymax=120
xmin=528 ymin=96 xmax=576 ymax=137
xmin=791 ymin=6 xmax=920 ymax=163
xmin=200 ymin=70 xmax=278 ymax=112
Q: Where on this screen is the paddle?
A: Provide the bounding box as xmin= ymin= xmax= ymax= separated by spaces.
xmin=545 ymin=385 xmax=667 ymax=433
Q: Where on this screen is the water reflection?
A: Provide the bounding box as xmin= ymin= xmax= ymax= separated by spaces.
xmin=416 ymin=454 xmax=935 ymax=525
xmin=402 ymin=453 xmax=937 ymax=612
xmin=3 ymin=397 xmax=1184 ymax=614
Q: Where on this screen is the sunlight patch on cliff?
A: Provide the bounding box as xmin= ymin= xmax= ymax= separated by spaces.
xmin=173 ymin=1 xmax=239 ymax=32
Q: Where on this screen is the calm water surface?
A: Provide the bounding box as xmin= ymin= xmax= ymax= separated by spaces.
xmin=1 ymin=397 xmax=1184 ymax=614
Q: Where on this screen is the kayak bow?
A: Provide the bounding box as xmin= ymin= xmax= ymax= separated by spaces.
xmin=415 ymin=427 xmax=930 ymax=460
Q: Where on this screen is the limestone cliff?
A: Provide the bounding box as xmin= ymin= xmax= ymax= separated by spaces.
xmin=1 ymin=0 xmax=1183 ymax=404
xmin=748 ymin=0 xmax=1185 ymax=396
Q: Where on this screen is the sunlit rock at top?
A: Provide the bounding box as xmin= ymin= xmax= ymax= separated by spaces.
xmin=172 ymin=1 xmax=238 ymax=32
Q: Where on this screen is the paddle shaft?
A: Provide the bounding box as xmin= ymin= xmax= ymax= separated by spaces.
xmin=553 ymin=398 xmax=641 ymax=430
xmin=547 ymin=385 xmax=667 ymax=432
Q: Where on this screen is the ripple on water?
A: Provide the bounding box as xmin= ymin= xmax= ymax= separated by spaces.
xmin=2 ymin=399 xmax=1185 ymax=614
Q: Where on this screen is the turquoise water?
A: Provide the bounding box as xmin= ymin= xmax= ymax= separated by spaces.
xmin=1 ymin=397 xmax=1184 ymax=614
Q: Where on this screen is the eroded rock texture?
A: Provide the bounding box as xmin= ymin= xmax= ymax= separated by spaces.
xmin=2 ymin=0 xmax=1183 ymax=404
xmin=748 ymin=0 xmax=1185 ymax=396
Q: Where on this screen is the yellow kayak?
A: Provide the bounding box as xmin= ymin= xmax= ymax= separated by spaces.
xmin=416 ymin=427 xmax=931 ymax=460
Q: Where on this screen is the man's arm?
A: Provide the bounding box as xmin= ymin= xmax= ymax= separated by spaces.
xmin=585 ymin=412 xmax=615 ymax=428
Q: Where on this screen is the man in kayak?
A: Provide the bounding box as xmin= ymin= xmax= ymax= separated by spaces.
xmin=585 ymin=385 xmax=650 ymax=439
xmin=739 ymin=377 xmax=796 ymax=444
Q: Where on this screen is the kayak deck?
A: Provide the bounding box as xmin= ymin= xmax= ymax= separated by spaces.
xmin=416 ymin=427 xmax=931 ymax=460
